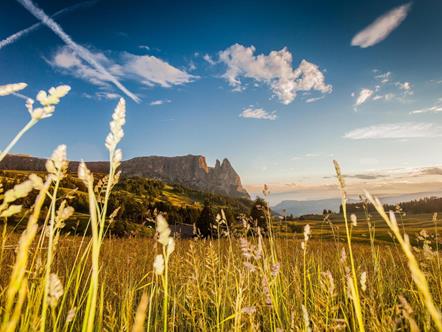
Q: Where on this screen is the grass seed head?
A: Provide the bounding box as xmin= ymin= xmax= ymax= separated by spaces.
xmin=0 ymin=82 xmax=27 ymax=96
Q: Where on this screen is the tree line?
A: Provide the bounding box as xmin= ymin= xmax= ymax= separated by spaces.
xmin=341 ymin=196 xmax=442 ymax=214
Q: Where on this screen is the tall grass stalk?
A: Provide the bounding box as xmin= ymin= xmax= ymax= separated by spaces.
xmin=333 ymin=160 xmax=365 ymax=332
xmin=365 ymin=191 xmax=442 ymax=331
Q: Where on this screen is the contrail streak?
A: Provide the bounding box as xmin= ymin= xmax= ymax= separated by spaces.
xmin=0 ymin=1 xmax=98 ymax=50
xmin=16 ymin=0 xmax=141 ymax=103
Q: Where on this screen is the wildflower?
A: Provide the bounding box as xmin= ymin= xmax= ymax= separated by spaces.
xmin=346 ymin=273 xmax=354 ymax=300
xmin=27 ymin=85 xmax=70 ymax=121
xmin=105 ymin=98 xmax=126 ymax=152
xmin=66 ymin=307 xmax=77 ymax=323
xmin=29 ymin=173 xmax=43 ymax=190
xmin=153 ymin=254 xmax=165 ymax=275
xmin=48 ymin=273 xmax=64 ymax=307
xmin=304 ymin=224 xmax=311 ymax=242
xmin=156 ymin=214 xmax=172 ymax=246
xmin=321 ymin=270 xmax=335 ymax=296
xmin=78 ymin=161 xmax=93 ymax=186
xmin=340 ymin=247 xmax=347 ymax=264
xmin=55 ymin=201 xmax=74 ymax=229
xmin=1 ymin=178 xmax=34 ymax=207
xmin=360 ymin=271 xmax=367 ymax=292
xmin=36 ymin=85 xmax=71 ymax=106
xmin=242 ymin=306 xmax=256 ymax=315
xmin=28 ymin=105 xmax=55 ymax=121
xmin=262 ymin=276 xmax=272 ymax=307
xmin=0 ymin=82 xmax=27 ymax=96
xmin=302 ymin=304 xmax=312 ymax=332
xmin=301 ymin=224 xmax=311 ymax=249
xmin=112 ymin=148 xmax=123 ymax=168
xmin=0 ymin=204 xmax=22 ymax=218
xmin=243 ymin=261 xmax=256 ymax=272
xmin=240 ymin=238 xmax=253 ymax=260
xmin=271 ymin=262 xmax=281 ymax=277
xmin=109 ymin=207 xmax=121 ymax=225
xmin=167 ymin=237 xmax=175 ymax=256
xmin=255 ymin=231 xmax=263 ymax=260
xmin=45 ymin=144 xmax=68 ymax=177
xmin=350 ymin=213 xmax=357 ymax=226
xmin=333 ymin=160 xmax=347 ymax=200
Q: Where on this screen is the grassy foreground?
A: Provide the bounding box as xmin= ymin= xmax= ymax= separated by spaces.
xmin=0 ymin=83 xmax=441 ymax=331
xmin=0 ymin=231 xmax=441 ymax=331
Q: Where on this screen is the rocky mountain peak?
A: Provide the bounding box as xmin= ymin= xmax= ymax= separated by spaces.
xmin=0 ymin=153 xmax=250 ymax=199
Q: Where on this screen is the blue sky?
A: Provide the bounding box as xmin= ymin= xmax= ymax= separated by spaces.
xmin=1 ymin=0 xmax=442 ymax=200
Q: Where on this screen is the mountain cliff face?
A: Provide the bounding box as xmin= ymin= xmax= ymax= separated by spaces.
xmin=0 ymin=154 xmax=250 ymax=199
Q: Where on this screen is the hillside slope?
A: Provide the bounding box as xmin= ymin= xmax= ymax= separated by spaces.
xmin=0 ymin=154 xmax=250 ymax=199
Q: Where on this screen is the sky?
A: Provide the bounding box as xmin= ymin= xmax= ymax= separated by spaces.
xmin=1 ymin=0 xmax=442 ymax=202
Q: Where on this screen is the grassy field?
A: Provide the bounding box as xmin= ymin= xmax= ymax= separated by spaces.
xmin=275 ymin=212 xmax=442 ymax=244
xmin=0 ymin=218 xmax=440 ymax=331
xmin=0 ymin=86 xmax=441 ymax=331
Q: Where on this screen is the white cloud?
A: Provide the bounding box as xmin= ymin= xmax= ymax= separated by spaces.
xmin=17 ymin=0 xmax=140 ymax=103
xmin=372 ymin=92 xmax=395 ymax=101
xmin=353 ymin=71 xmax=413 ymax=108
xmin=351 ymin=3 xmax=411 ymax=48
xmin=395 ymin=81 xmax=413 ymax=96
xmin=121 ymin=53 xmax=196 ymax=87
xmin=354 ymin=88 xmax=374 ymax=108
xmin=150 ymin=99 xmax=171 ymax=106
xmin=203 ymin=54 xmax=216 ymax=65
xmin=51 ymin=47 xmax=120 ymax=87
xmin=239 ymin=107 xmax=277 ymax=120
xmin=138 ymin=45 xmax=150 ymax=51
xmin=50 ymin=46 xmax=196 ymax=91
xmin=218 ymin=44 xmax=331 ymax=104
xmin=410 ymin=99 xmax=442 ymax=114
xmin=396 ymin=81 xmax=411 ymax=91
xmin=344 ymin=122 xmax=442 ymax=140
xmin=374 ymin=71 xmax=391 ymax=84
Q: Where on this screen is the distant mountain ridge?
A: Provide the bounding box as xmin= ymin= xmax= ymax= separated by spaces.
xmin=272 ymin=191 xmax=442 ymax=216
xmin=0 ymin=154 xmax=250 ymax=199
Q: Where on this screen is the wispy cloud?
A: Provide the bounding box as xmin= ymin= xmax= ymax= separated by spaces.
xmin=353 ymin=88 xmax=374 ymax=108
xmin=374 ymin=71 xmax=391 ymax=84
xmin=49 ymin=46 xmax=196 ymax=92
xmin=150 ymin=99 xmax=171 ymax=106
xmin=419 ymin=167 xmax=442 ymax=176
xmin=305 ymin=96 xmax=325 ymax=103
xmin=122 ymin=53 xmax=196 ymax=87
xmin=0 ymin=0 xmax=97 ymax=50
xmin=291 ymin=153 xmax=321 ymax=161
xmin=344 ymin=122 xmax=442 ymax=140
xmin=17 ymin=0 xmax=140 ymax=103
xmin=83 ymin=92 xmax=121 ymax=100
xmin=203 ymin=54 xmax=216 ymax=65
xmin=239 ymin=107 xmax=277 ymax=120
xmin=352 ymin=3 xmax=411 ymax=48
xmin=217 ymin=44 xmax=331 ymax=105
xmin=353 ymin=70 xmax=413 ymax=108
xmin=410 ymin=99 xmax=442 ymax=114
xmin=323 ymin=173 xmax=388 ymax=180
